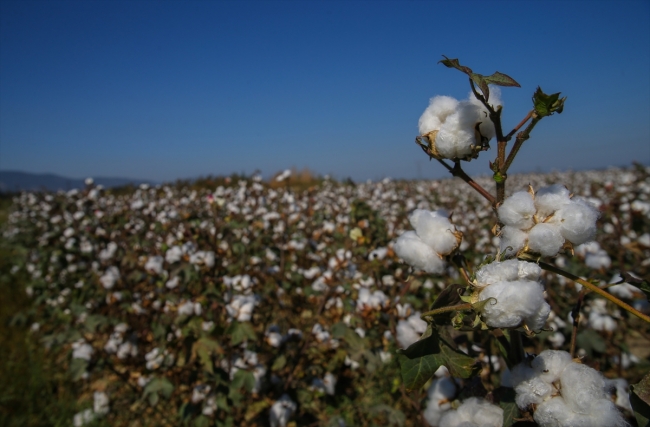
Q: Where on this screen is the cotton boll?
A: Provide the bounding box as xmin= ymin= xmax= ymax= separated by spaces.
xmin=393 ymin=231 xmax=445 ymax=274
xmin=409 ymin=210 xmax=460 ymax=255
xmin=498 ymin=191 xmax=536 ymax=229
xmin=435 ymin=113 xmax=478 ymax=159
xmin=517 ymin=260 xmax=542 ymax=281
xmin=535 ymin=185 xmax=571 ymax=218
xmin=534 ymin=396 xmax=575 ymax=427
xmin=527 ymin=223 xmax=565 ymax=256
xmin=419 ymin=95 xmax=460 ymax=135
xmin=479 ymin=280 xmax=550 ymax=330
xmin=515 ymin=375 xmax=554 ymax=408
xmin=423 ymin=377 xmax=457 ymax=426
xmin=396 ymin=313 xmax=427 ymax=348
xmin=439 ymin=397 xmax=503 ymax=427
xmin=560 ymin=362 xmax=608 ymax=414
xmin=499 ymin=226 xmax=527 ymax=257
xmin=555 ymin=198 xmax=599 ymax=245
xmin=269 ymin=394 xmax=297 ymax=427
xmin=531 ymin=350 xmax=572 ymax=383
xmin=474 ymin=259 xmax=519 ymax=288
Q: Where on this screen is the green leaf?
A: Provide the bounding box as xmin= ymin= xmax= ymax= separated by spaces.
xmin=397 ymin=327 xmax=479 ymax=391
xmin=83 ymin=315 xmax=109 ymax=333
xmin=143 ymin=377 xmax=174 ymax=400
xmin=227 ymin=321 xmax=257 ymax=346
xmin=484 ymin=71 xmax=521 ymax=88
xmin=68 ymin=358 xmax=88 ymax=381
xmin=193 ymin=337 xmax=221 ymax=374
xmin=631 ymin=373 xmax=650 ymax=427
xmin=494 ymin=387 xmax=520 ymax=427
xmin=271 ymin=354 xmax=287 ymax=371
xmin=532 ymin=86 xmax=566 ymax=117
xmin=470 ymin=73 xmax=490 ymax=101
xmin=429 ymin=284 xmax=465 ymax=325
xmin=576 ymin=329 xmax=607 ymax=355
xmin=332 ymin=322 xmax=364 ymax=351
xmin=244 ymin=400 xmax=270 ymax=422
xmin=231 ymin=370 xmax=256 ymax=393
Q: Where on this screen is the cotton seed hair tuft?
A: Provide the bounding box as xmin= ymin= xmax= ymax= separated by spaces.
xmin=497 ymin=185 xmax=599 ymax=257
xmin=393 ymin=209 xmax=462 ymax=274
xmin=473 ymin=259 xmax=550 ymax=331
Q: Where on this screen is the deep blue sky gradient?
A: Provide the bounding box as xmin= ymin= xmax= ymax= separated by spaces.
xmin=1 ymin=0 xmax=649 ymax=182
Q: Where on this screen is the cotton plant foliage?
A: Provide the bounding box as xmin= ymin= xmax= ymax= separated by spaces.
xmin=498 ymin=185 xmax=599 ymax=257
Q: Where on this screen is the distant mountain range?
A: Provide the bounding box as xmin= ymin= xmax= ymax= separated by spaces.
xmin=0 ymin=171 xmax=156 ymax=193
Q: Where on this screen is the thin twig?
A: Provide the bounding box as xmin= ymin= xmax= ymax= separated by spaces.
xmin=503 ymin=110 xmax=534 ymax=142
xmin=503 ymin=116 xmax=541 ymax=174
xmin=420 ymin=303 xmax=472 ymax=320
xmin=518 ymin=253 xmax=650 ymax=324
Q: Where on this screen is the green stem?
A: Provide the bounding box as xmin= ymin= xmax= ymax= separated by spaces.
xmin=518 ymin=253 xmax=650 ymax=324
xmin=420 ymin=303 xmax=473 ymax=320
xmin=503 ymin=116 xmax=541 ymax=174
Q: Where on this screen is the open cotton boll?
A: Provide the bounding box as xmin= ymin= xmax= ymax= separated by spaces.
xmin=418 ymin=95 xmax=460 ymax=135
xmin=560 ymin=362 xmax=608 ymax=413
xmin=534 ymin=396 xmax=575 ymax=427
xmin=474 ymin=259 xmax=519 ymax=288
xmin=554 ymin=198 xmax=599 ymax=245
xmin=517 ymin=260 xmax=542 ymax=281
xmin=438 ymin=397 xmax=503 ymax=427
xmin=498 ymin=191 xmax=536 ymax=229
xmin=527 ymin=223 xmax=565 ymax=256
xmin=534 ymin=184 xmax=571 ymax=218
xmin=396 ymin=312 xmax=427 ymax=348
xmin=269 ymin=394 xmax=297 ymax=427
xmin=499 ymin=226 xmax=527 ymax=257
xmin=409 ymin=209 xmax=460 ymax=255
xmin=423 ymin=377 xmax=457 ymax=426
xmin=479 ymin=280 xmax=550 ymax=330
xmin=531 ymin=350 xmax=572 ymax=384
xmin=393 ymin=231 xmax=445 ymax=274
xmin=434 ymin=106 xmax=480 ymax=159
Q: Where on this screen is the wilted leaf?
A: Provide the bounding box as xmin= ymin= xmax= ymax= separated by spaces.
xmin=484 ymin=71 xmax=521 ymax=88
xmin=245 ymin=400 xmax=270 ymax=422
xmin=470 ymin=73 xmax=490 ymax=101
xmin=631 ymin=372 xmax=650 ymax=427
xmin=439 ymin=56 xmax=473 ymax=75
xmin=429 ymin=284 xmax=465 ymax=325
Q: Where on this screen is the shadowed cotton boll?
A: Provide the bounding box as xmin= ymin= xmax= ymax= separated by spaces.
xmin=269 ymin=394 xmax=297 ymax=427
xmin=423 ymin=377 xmax=457 ymax=426
xmin=438 ymin=397 xmax=503 ymax=427
xmin=396 ymin=312 xmax=427 ymax=348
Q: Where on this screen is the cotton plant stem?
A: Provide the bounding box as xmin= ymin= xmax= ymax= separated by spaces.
xmin=503 ymin=110 xmax=534 ymax=142
xmin=503 ymin=115 xmax=541 ymax=174
xmin=420 ymin=303 xmax=473 ymax=320
xmin=435 ymin=159 xmax=496 ymax=206
xmin=518 ymin=253 xmax=650 ymax=324
xmin=569 ymin=288 xmax=587 ymax=358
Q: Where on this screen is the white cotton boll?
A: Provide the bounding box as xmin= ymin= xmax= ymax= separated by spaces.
xmin=73 ymin=409 xmax=95 ymax=427
xmin=531 ymin=350 xmax=572 ymax=384
xmin=393 ymin=231 xmax=445 ymax=274
xmin=515 ymin=375 xmax=554 ymax=408
xmin=474 ymin=259 xmax=519 ymax=288
xmin=534 ymin=396 xmax=575 ymax=427
xmin=435 ymin=113 xmax=477 ymax=159
xmin=409 ymin=209 xmax=460 ymax=255
xmin=555 ymin=198 xmax=599 ymax=245
xmin=517 ymin=260 xmax=542 ymax=281
xmin=269 ymin=394 xmax=297 ymax=427
xmin=93 ymin=391 xmax=110 ymax=415
xmin=165 ymin=246 xmax=183 ymax=264
xmin=560 ymin=362 xmax=608 ymax=413
xmin=418 ymin=95 xmax=460 ymax=135
xmin=423 ymin=377 xmax=457 ymax=426
xmin=500 ymin=226 xmax=527 ymax=257
xmin=396 ymin=313 xmax=427 ymax=348
xmin=439 ymin=397 xmax=503 ymax=427
xmin=585 ymin=249 xmax=611 ymax=270
xmin=72 ymin=339 xmax=94 ymax=361
xmin=534 ymin=185 xmax=571 ymax=218
xmin=145 ymin=256 xmax=164 ymax=275
xmin=99 ymin=266 xmax=120 ymax=289
xmin=498 ymin=191 xmax=536 ymax=229
xmin=479 ymin=280 xmax=550 ymax=330
xmin=527 ymin=223 xmax=565 ymax=256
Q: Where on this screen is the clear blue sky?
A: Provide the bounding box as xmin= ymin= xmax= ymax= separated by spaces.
xmin=1 ymin=0 xmax=649 ymax=182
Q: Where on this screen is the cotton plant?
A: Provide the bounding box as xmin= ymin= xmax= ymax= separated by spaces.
xmin=392 ymin=56 xmax=649 ymax=427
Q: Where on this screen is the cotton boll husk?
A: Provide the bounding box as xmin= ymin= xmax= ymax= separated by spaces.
xmin=500 ymin=226 xmax=527 ymax=257
xmin=531 ymin=350 xmax=572 ymax=383
xmin=418 ymin=95 xmax=460 ymax=135
xmin=498 ymin=191 xmax=536 ymax=229
xmin=527 ymin=223 xmax=565 ymax=257
xmin=535 ymin=185 xmax=571 ymax=218
xmin=474 ymin=259 xmax=519 ymax=288
xmin=409 ymin=210 xmax=460 ymax=255
xmin=479 ymin=280 xmax=550 ymax=330
xmin=554 ymin=198 xmax=599 ymax=245
xmin=393 ymin=231 xmax=445 ymax=274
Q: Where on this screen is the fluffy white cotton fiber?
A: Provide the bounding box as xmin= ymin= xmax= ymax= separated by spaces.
xmin=553 ymin=198 xmax=599 ymax=245
xmin=498 ymin=191 xmax=536 ymax=229
xmin=393 ymin=231 xmax=445 ymax=274
xmin=438 ymin=397 xmax=503 ymax=427
xmin=527 ymin=223 xmax=565 ymax=256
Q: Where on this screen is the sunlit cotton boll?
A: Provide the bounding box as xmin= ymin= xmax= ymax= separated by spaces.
xmin=269 ymin=394 xmax=297 ymax=427
xmin=393 ymin=231 xmax=445 ymax=274
xmin=438 ymin=397 xmax=503 ymax=427
xmin=527 ymin=223 xmax=565 ymax=257
xmin=498 ymin=191 xmax=536 ymax=230
xmin=408 ymin=209 xmax=460 ymax=256
xmin=552 ymin=198 xmax=599 ymax=246
xmin=534 ymin=184 xmax=571 ymax=218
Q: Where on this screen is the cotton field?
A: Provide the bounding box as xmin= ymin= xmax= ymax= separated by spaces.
xmin=2 ymin=165 xmax=649 ymax=427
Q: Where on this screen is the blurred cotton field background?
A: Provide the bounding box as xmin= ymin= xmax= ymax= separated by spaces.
xmin=1 ymin=165 xmax=649 ymax=427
